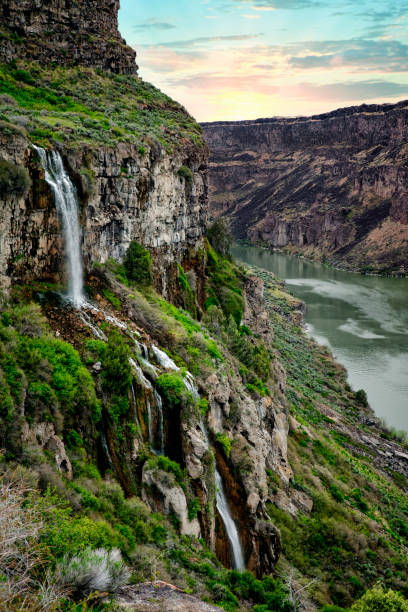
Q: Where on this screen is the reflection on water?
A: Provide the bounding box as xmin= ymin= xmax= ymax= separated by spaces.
xmin=232 ymin=245 xmax=408 ymax=432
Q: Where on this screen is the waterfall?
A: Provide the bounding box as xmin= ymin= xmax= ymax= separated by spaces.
xmin=183 ymin=372 xmax=200 ymax=400
xmin=34 ymin=146 xmax=84 ymax=307
xmin=153 ymin=390 xmax=164 ymax=455
xmin=146 ymin=399 xmax=153 ymax=448
xmin=199 ymin=421 xmax=245 ymax=571
xmin=152 ymin=345 xmax=179 ymax=371
xmin=131 ymin=382 xmax=142 ymax=436
xmin=215 ymin=468 xmax=245 ymax=571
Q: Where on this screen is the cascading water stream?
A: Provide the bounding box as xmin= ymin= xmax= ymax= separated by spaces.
xmin=34 ymin=146 xmax=85 ymax=307
xmin=154 ymin=390 xmax=164 ymax=455
xmin=214 ymin=468 xmax=245 ymax=571
xmin=199 ymin=420 xmax=245 ymax=570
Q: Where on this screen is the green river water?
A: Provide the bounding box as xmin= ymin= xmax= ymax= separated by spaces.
xmin=232 ymin=244 xmax=408 ymax=432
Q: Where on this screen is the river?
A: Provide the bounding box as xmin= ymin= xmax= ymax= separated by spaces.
xmin=232 ymin=245 xmax=408 ymax=433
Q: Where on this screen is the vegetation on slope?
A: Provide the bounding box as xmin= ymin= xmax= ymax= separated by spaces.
xmin=0 ymin=61 xmax=204 ymax=150
xmin=1 ymin=233 xmax=408 ymax=610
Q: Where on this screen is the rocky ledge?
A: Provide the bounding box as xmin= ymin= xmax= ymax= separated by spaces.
xmin=113 ymin=581 xmax=220 ymax=611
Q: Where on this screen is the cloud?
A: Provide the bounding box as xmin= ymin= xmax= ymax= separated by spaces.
xmin=233 ymin=0 xmax=323 ymax=9
xmin=291 ymin=80 xmax=408 ymax=101
xmin=133 ymin=19 xmax=176 ymax=32
xmin=287 ymin=39 xmax=408 ymax=73
xmin=148 ymin=34 xmax=262 ymax=49
xmin=166 ymin=72 xmax=279 ymax=95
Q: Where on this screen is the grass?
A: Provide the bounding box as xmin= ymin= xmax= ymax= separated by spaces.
xmin=0 ymin=61 xmax=204 ymax=151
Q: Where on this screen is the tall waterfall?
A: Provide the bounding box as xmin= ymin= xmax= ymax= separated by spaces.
xmin=199 ymin=420 xmax=245 ymax=571
xmin=215 ymin=468 xmax=245 ymax=571
xmin=35 ymin=147 xmax=84 ymax=306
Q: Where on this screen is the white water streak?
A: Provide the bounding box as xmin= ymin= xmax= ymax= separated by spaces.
xmin=199 ymin=421 xmax=245 ymax=571
xmin=215 ymin=468 xmax=245 ymax=571
xmin=35 ymin=146 xmax=84 ymax=306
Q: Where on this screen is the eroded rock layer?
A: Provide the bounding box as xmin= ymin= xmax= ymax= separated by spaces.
xmin=0 ymin=0 xmax=137 ymax=74
xmin=203 ymin=101 xmax=408 ymax=273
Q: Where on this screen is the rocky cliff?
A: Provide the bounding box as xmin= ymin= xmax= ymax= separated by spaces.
xmin=0 ymin=124 xmax=207 ymax=300
xmin=203 ymin=101 xmax=408 ymax=273
xmin=0 ymin=0 xmax=137 ymax=74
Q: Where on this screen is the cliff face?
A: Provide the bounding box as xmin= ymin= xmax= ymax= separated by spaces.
xmin=0 ymin=126 xmax=207 ymax=300
xmin=0 ymin=0 xmax=137 ymax=74
xmin=203 ymin=101 xmax=408 ymax=273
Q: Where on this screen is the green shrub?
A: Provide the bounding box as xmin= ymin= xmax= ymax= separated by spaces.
xmin=101 ymin=330 xmax=132 ymax=395
xmin=207 ymin=581 xmax=239 ymax=607
xmin=0 ymin=158 xmax=31 ymax=197
xmin=216 ymin=433 xmax=232 ymax=458
xmin=177 ymin=165 xmax=193 ymax=183
xmin=156 ymin=455 xmax=184 ymax=485
xmin=207 ymin=219 xmax=233 ymax=258
xmin=101 ymin=288 xmax=121 ymax=309
xmin=123 ymin=241 xmax=152 ymax=286
xmin=177 ymin=264 xmax=196 ymax=316
xmin=350 ymin=584 xmax=408 ymax=611
xmin=330 ymin=484 xmax=344 ymax=503
xmin=350 ymin=488 xmax=369 ymax=513
xmin=188 ymin=498 xmax=201 ymax=521
xmin=355 ymin=389 xmax=368 ymax=407
xmin=205 ymin=243 xmax=244 ymax=326
xmin=42 ymin=511 xmax=120 ymax=558
xmin=156 ymin=372 xmax=185 ymax=407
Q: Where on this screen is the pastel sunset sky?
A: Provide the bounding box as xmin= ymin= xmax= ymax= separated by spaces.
xmin=119 ymin=0 xmax=408 ymax=121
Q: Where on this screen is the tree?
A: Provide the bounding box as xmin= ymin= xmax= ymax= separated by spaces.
xmin=207 ymin=219 xmax=233 ymax=257
xmin=123 ymin=241 xmax=152 ymax=286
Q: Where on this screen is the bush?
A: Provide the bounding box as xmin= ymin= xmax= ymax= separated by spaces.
xmin=208 ymin=581 xmax=239 ymax=606
xmin=0 ymin=158 xmax=31 ymax=198
xmin=156 ymin=455 xmax=184 ymax=485
xmin=102 ymin=330 xmax=132 ymax=395
xmin=123 ymin=241 xmax=152 ymax=286
xmin=355 ymin=389 xmax=368 ymax=407
xmin=207 ymin=219 xmax=233 ymax=258
xmin=156 ymin=372 xmax=185 ymax=407
xmin=177 ymin=165 xmax=193 ymax=183
xmin=216 ymin=433 xmax=232 ymax=458
xmin=350 ymin=584 xmax=408 ymax=611
xmin=55 ymin=548 xmax=130 ymax=596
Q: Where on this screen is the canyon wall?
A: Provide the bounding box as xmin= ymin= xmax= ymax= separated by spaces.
xmin=0 ymin=0 xmax=137 ymax=74
xmin=203 ymin=101 xmax=408 ymax=273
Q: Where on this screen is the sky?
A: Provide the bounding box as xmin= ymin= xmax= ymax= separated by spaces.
xmin=118 ymin=0 xmax=408 ymax=122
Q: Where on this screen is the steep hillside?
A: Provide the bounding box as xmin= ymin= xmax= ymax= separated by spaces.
xmin=203 ymin=102 xmax=408 ymax=274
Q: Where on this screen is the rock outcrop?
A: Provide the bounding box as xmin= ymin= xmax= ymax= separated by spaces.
xmin=203 ymin=101 xmax=408 ymax=273
xmin=0 ymin=116 xmax=208 ymax=300
xmin=0 ymin=0 xmax=137 ymax=74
